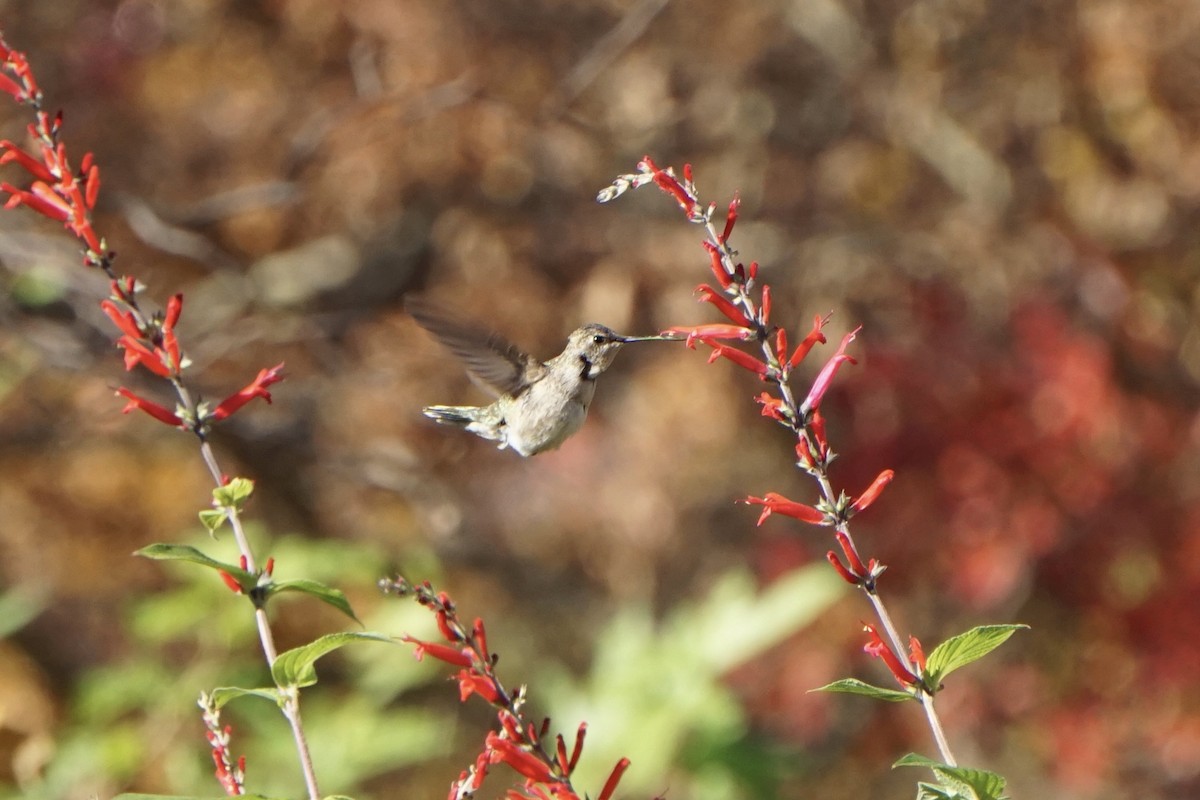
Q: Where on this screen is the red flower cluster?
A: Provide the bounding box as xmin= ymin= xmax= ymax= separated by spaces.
xmin=217 ymin=554 xmax=274 ymax=596
xmin=0 ymin=41 xmax=106 ymax=267
xmin=199 ymin=692 xmax=247 ymax=797
xmin=607 ymin=158 xmax=901 ymax=597
xmin=384 ymin=578 xmax=630 ymax=800
xmin=0 ymin=34 xmax=286 ymax=437
xmin=599 ymin=160 xmax=958 ymax=738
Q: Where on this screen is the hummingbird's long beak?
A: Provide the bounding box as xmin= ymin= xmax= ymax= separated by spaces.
xmin=616 ymin=334 xmax=683 ymax=343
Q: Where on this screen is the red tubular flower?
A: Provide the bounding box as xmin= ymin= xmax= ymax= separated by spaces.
xmin=100 ymin=299 xmax=143 ymax=339
xmin=760 ymin=284 xmax=772 ymax=325
xmin=641 ymin=155 xmax=696 ymax=216
xmin=162 ymin=331 xmax=180 ymax=376
xmin=789 ymin=312 xmax=832 ymax=368
xmin=69 ymin=215 xmax=102 ymax=254
xmin=164 ymin=292 xmax=183 ymax=331
xmin=795 ymin=438 xmax=814 ymax=469
xmin=112 ymin=276 xmax=137 ymax=300
xmin=500 ymin=711 xmax=522 ymax=741
xmin=401 ymin=636 xmax=473 ymax=667
xmin=703 ymin=241 xmax=733 ymax=288
xmin=743 ymin=492 xmax=826 ymax=526
xmin=774 ymin=328 xmax=788 ymax=365
xmin=597 ymin=758 xmax=631 ymax=800
xmin=826 ymin=551 xmax=859 ymax=585
xmin=720 ymin=193 xmax=740 ymax=242
xmin=664 ymin=323 xmax=753 ymax=348
xmin=810 ymin=409 xmax=828 ymax=456
xmin=555 ymin=734 xmax=570 ymax=774
xmin=435 ymin=609 xmax=459 ymax=643
xmin=485 ymin=733 xmax=557 ymax=784
xmin=118 ymin=335 xmax=172 ymax=377
xmin=695 ymin=284 xmax=753 ymax=327
xmin=754 ymin=392 xmax=789 ymax=422
xmin=0 ymin=141 xmax=55 ymax=182
xmin=2 ymin=182 xmax=69 ymax=221
xmin=115 ymin=387 xmax=184 ymax=427
xmin=863 ymin=623 xmax=919 ymax=687
xmin=704 ymin=341 xmax=770 ymax=377
xmin=456 ymin=670 xmax=501 ymax=704
xmin=834 ymin=529 xmax=868 ymax=576
xmin=84 ymin=163 xmax=100 ymax=209
xmin=850 ymin=469 xmax=894 ymax=515
xmin=568 ymin=723 xmax=586 ymax=773
xmin=909 ymin=636 xmax=927 ymax=673
xmin=472 ymin=617 xmax=490 ymax=662
xmin=800 ymin=326 xmax=861 ymax=414
xmin=218 ymin=570 xmax=243 ymax=594
xmin=210 ymin=363 xmax=285 ymax=421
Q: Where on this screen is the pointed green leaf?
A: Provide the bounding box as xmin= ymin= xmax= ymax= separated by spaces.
xmin=811 ymin=677 xmax=914 ymax=702
xmin=135 ymin=543 xmax=252 ymax=586
xmin=925 ymin=624 xmax=1028 ymax=686
xmin=915 ymin=783 xmax=963 ymax=800
xmin=895 ymin=753 xmax=1009 ymax=800
xmin=198 ymin=508 xmax=228 ymax=534
xmin=268 ymin=579 xmax=361 ymax=624
xmin=271 ymin=631 xmax=394 ymax=689
xmin=208 ymin=685 xmax=284 ymax=708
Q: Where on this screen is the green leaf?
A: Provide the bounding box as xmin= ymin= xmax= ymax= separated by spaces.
xmin=268 ymin=578 xmax=361 ymax=625
xmin=271 ymin=631 xmax=394 ymax=689
xmin=924 ymin=624 xmax=1028 ymax=686
xmin=214 ymin=477 xmax=255 ymax=507
xmin=208 ymin=685 xmax=284 ymax=708
xmin=199 ymin=478 xmax=255 ymax=536
xmin=198 ymin=508 xmax=229 ymax=534
xmin=895 ymin=753 xmax=1009 ymax=800
xmin=915 ymin=783 xmax=962 ymax=800
xmin=811 ymin=677 xmax=914 ymax=702
xmin=135 ymin=543 xmax=252 ymax=587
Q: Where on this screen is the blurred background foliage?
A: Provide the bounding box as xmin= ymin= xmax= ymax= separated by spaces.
xmin=0 ymin=0 xmax=1198 ymax=798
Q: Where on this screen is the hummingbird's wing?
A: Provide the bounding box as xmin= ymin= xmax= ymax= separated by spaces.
xmin=406 ymin=297 xmax=544 ymax=397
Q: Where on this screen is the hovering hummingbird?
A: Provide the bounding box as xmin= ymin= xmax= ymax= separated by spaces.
xmin=408 ymin=298 xmax=671 ymax=456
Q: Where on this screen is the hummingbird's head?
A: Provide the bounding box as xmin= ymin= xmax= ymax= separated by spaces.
xmin=570 ymin=323 xmax=631 ymax=379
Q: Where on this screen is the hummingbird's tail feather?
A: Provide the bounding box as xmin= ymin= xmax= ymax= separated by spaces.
xmin=422 ymin=405 xmax=479 ymax=426
xmin=423 ymin=404 xmax=510 ymax=449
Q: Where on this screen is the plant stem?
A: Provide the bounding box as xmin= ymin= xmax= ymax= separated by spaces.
xmin=198 ymin=439 xmax=319 ymax=798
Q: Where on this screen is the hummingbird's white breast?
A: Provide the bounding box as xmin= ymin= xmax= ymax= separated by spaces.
xmin=503 ymin=370 xmax=598 ymax=456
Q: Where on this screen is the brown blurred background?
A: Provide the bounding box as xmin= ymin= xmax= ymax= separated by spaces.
xmin=1 ymin=0 xmax=1199 ymax=798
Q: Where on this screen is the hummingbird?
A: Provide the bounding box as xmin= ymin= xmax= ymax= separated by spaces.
xmin=407 ymin=297 xmax=670 ymax=456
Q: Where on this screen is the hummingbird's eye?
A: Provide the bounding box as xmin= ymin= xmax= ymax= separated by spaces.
xmin=593 ymin=334 xmax=605 ymax=344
